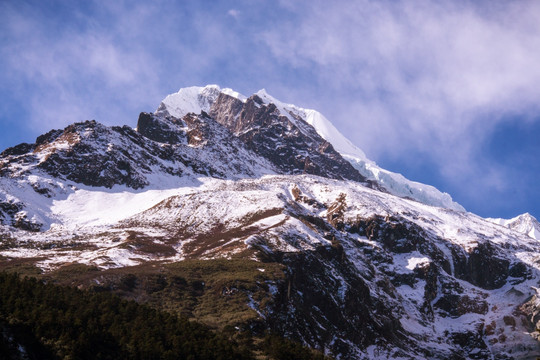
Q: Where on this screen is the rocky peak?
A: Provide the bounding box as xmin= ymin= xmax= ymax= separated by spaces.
xmin=156 ymin=84 xmax=224 ymax=118
xmin=153 ymin=85 xmax=467 ymax=211
xmin=31 ymin=120 xmax=155 ymax=189
xmin=1 ymin=113 xmax=277 ymax=194
xmin=207 ymin=92 xmax=367 ymax=182
xmin=207 ymin=92 xmax=246 ymax=133
xmin=153 ymin=86 xmax=368 ymax=183
xmin=137 ymin=112 xmax=186 ymax=145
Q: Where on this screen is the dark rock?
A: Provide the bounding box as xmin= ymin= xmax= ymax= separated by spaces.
xmin=31 ymin=183 xmax=52 ymax=197
xmin=33 ymin=121 xmax=155 ymax=189
xmin=349 ymin=215 xmax=451 ymax=273
xmin=183 ymin=113 xmax=211 ymax=147
xmin=209 ymin=93 xmax=367 ymax=183
xmin=434 ymin=294 xmax=488 ymax=318
xmin=0 ymin=201 xmax=23 ymax=217
xmin=13 ymin=213 xmax=42 ymax=232
xmin=519 ymin=294 xmax=540 ymax=333
xmin=448 ymin=328 xmax=489 ymax=359
xmin=467 ymin=242 xmax=509 ymax=290
xmin=0 ymin=200 xmax=42 ymax=230
xmin=267 ymin=248 xmax=409 ymax=358
xmin=35 ymin=128 xmax=63 ymax=147
xmin=326 ymin=192 xmax=347 ymax=229
xmin=137 ymin=112 xmax=185 ymax=144
xmin=420 ymin=262 xmax=439 ymax=318
xmin=0 ymin=143 xmax=34 ymax=157
xmin=449 ymin=245 xmax=469 ymax=279
xmin=391 ymin=272 xmax=417 ymax=287
xmin=508 ymin=261 xmax=531 ymax=284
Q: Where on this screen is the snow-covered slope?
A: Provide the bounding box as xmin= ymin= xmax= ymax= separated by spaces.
xmin=0 ymin=114 xmax=277 ymax=231
xmin=158 ymin=85 xmax=464 ymax=211
xmin=487 ymin=213 xmax=540 ymax=239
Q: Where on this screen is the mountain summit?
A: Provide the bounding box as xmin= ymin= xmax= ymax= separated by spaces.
xmin=1 ymin=85 xmax=539 ymax=359
xmin=488 ymin=212 xmax=540 ymax=240
xmin=158 ymin=85 xmax=465 ymax=211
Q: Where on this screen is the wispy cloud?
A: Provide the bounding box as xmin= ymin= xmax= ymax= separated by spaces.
xmin=262 ymin=0 xmax=540 ymax=192
xmin=0 ymin=0 xmax=254 ymax=136
xmin=0 ymin=1 xmax=164 ymax=132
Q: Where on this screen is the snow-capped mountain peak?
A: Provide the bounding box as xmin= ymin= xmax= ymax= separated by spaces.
xmin=157 ymin=84 xmax=246 ymax=118
xmin=158 ymin=85 xmax=465 ymax=212
xmin=252 ymin=89 xmax=370 ymax=162
xmin=487 ymin=212 xmax=540 ymax=239
xmin=251 ymin=89 xmax=464 ymax=212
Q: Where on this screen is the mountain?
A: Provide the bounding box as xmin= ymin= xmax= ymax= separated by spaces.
xmin=159 ymin=85 xmax=464 ymax=211
xmin=1 ymin=85 xmax=540 ymax=359
xmin=487 ymin=213 xmax=540 ymax=240
xmin=160 ymin=85 xmax=366 ymax=183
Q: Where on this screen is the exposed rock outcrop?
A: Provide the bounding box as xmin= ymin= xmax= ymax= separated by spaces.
xmin=209 ymin=93 xmax=367 ymax=183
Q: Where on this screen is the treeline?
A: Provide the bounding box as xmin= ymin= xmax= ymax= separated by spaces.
xmin=0 ymin=272 xmax=252 ymax=360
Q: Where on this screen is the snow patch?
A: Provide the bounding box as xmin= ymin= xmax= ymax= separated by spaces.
xmin=406 ymin=256 xmax=430 ymax=271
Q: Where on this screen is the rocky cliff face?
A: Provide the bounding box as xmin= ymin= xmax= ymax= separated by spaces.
xmin=209 ymin=93 xmax=366 ymax=182
xmin=1 ymin=86 xmax=540 ymax=359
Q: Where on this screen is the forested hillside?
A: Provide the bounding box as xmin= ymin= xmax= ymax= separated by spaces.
xmin=0 ymin=272 xmax=327 ymax=360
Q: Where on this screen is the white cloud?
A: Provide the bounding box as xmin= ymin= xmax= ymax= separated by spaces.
xmin=0 ymin=0 xmax=251 ymax=135
xmin=1 ymin=2 xmax=173 ymax=127
xmin=262 ymin=0 xmax=540 ymax=190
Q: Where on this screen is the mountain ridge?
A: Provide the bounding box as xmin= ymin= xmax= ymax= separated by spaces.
xmin=159 ymin=85 xmax=465 ymax=212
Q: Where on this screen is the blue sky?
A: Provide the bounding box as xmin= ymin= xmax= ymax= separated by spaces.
xmin=1 ymin=0 xmax=540 ymax=220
